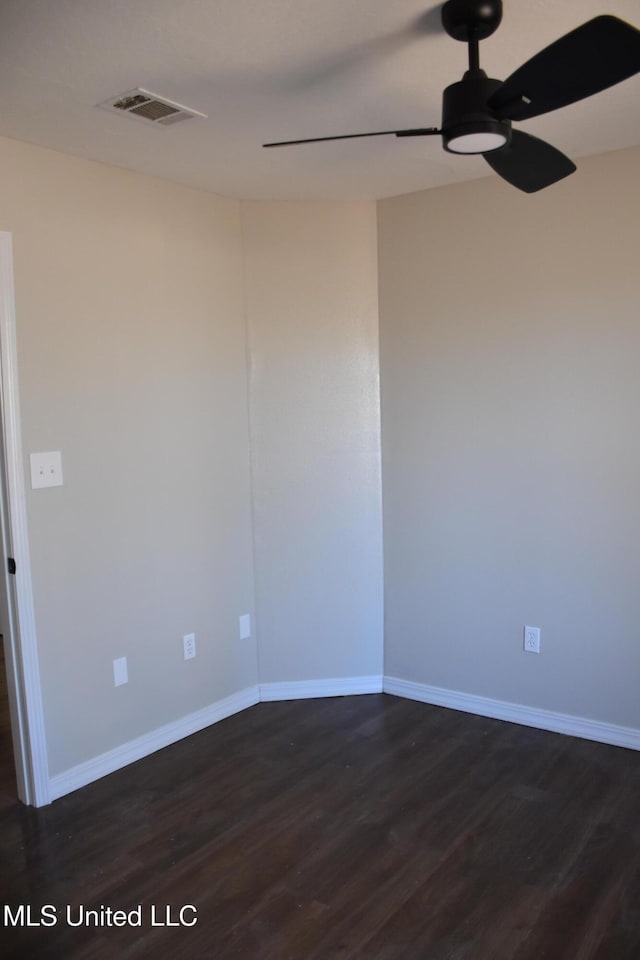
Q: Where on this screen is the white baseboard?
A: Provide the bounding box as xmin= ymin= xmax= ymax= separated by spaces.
xmin=383 ymin=676 xmax=640 ymax=752
xmin=54 ymin=672 xmax=636 ymax=803
xmin=259 ymin=675 xmax=383 ymax=702
xmin=48 ymin=685 xmax=260 ymax=801
xmin=48 ymin=677 xmax=384 ymax=802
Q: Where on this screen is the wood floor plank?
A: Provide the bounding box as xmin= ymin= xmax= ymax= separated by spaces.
xmin=2 ymin=694 xmax=640 ymax=959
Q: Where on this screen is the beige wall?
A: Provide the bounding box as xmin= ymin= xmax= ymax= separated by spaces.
xmin=4 ymin=126 xmax=637 ymax=787
xmin=242 ymin=201 xmax=384 ymax=683
xmin=0 ymin=136 xmax=258 ymax=776
xmin=0 ymin=137 xmax=384 ymax=783
xmin=378 ymin=147 xmax=640 ymax=729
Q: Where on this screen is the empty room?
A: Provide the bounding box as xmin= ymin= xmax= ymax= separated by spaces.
xmin=1 ymin=2 xmax=639 ymax=957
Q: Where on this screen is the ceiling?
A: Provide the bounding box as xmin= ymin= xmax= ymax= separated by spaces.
xmin=0 ymin=0 xmax=638 ymax=200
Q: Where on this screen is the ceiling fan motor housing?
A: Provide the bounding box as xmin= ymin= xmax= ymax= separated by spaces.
xmin=442 ymin=72 xmax=511 ymax=154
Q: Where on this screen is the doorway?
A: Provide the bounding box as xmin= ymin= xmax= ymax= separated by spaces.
xmin=0 ymin=636 xmax=18 ymax=808
xmin=0 ymin=230 xmax=50 ymax=806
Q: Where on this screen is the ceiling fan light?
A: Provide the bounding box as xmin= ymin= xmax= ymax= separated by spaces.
xmin=444 ymin=121 xmax=510 ymax=154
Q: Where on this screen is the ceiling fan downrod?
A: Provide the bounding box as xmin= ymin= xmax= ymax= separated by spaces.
xmin=440 ymin=0 xmax=510 ymax=154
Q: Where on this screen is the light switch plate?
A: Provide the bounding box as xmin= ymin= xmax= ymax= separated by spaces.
xmin=239 ymin=614 xmax=251 ymax=640
xmin=30 ymin=451 xmax=63 ymax=489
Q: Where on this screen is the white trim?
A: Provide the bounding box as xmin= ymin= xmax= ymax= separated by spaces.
xmin=43 ymin=672 xmax=640 ymax=802
xmin=49 ymin=686 xmax=260 ymax=801
xmin=48 ymin=676 xmax=384 ymax=801
xmin=259 ymin=675 xmax=383 ymax=702
xmin=383 ymin=676 xmax=640 ymax=752
xmin=0 ymin=232 xmax=50 ymax=806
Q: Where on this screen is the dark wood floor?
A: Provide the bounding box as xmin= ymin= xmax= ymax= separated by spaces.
xmin=1 ymin=694 xmax=639 ymax=959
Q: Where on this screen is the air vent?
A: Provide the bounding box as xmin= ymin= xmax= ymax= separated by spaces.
xmin=98 ymin=88 xmax=207 ymax=127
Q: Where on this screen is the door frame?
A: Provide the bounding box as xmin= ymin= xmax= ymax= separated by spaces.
xmin=0 ymin=231 xmax=49 ymax=806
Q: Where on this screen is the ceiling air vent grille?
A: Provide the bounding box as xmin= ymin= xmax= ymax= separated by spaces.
xmin=98 ymin=88 xmax=207 ymax=127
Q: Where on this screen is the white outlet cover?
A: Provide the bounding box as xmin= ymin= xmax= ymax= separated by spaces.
xmin=30 ymin=451 xmax=63 ymax=489
xmin=524 ymin=626 xmax=541 ymax=654
xmin=183 ymin=633 xmax=196 ymax=660
xmin=113 ymin=656 xmax=128 ymax=686
xmin=239 ymin=614 xmax=251 ymax=640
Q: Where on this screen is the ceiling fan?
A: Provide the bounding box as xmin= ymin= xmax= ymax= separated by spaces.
xmin=263 ymin=0 xmax=640 ymax=193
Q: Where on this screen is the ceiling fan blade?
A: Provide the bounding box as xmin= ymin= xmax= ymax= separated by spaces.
xmin=488 ymin=15 xmax=640 ymax=121
xmin=263 ymin=127 xmax=439 ymax=147
xmin=484 ymin=130 xmax=576 ymax=193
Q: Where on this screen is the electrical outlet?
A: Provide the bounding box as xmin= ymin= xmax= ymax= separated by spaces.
xmin=183 ymin=633 xmax=196 ymax=661
xmin=524 ymin=626 xmax=541 ymax=654
xmin=113 ymin=656 xmax=128 ymax=686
